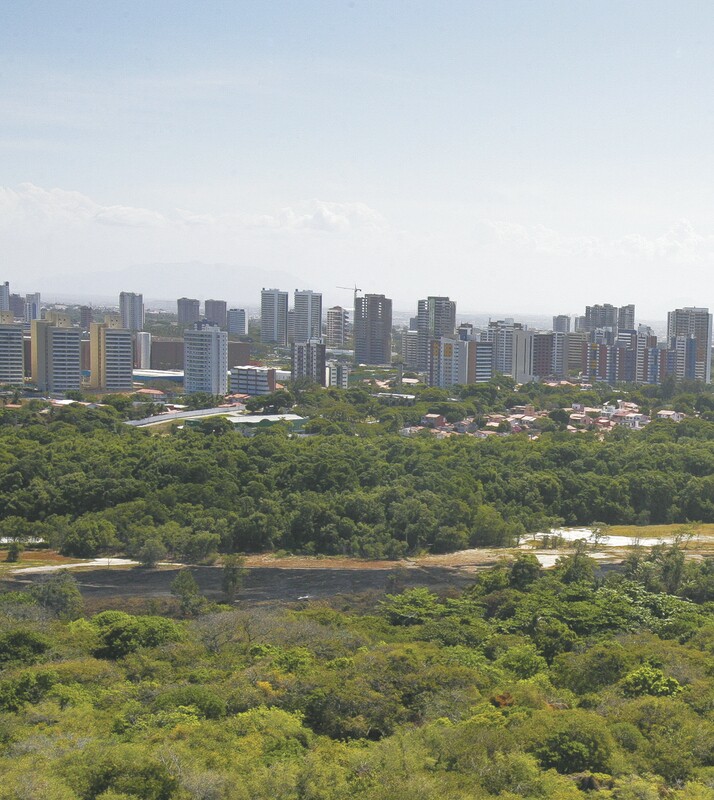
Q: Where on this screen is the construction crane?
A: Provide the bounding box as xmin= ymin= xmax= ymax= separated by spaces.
xmin=336 ymin=285 xmax=362 ymax=308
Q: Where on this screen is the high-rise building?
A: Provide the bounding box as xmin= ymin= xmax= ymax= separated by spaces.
xmin=260 ymin=288 xmax=289 ymax=345
xmin=0 ymin=282 xmax=9 ymax=312
xmin=0 ymin=314 xmax=24 ymax=386
xmin=667 ymin=307 xmax=712 ymax=383
xmin=287 ymin=309 xmax=296 ymax=343
xmin=532 ymin=332 xmax=554 ymax=378
xmin=293 ymin=290 xmax=322 ymax=343
xmin=618 ymin=304 xmax=636 ymax=331
xmin=565 ymin=331 xmax=588 ymax=375
xmin=230 ymin=365 xmax=276 ymax=395
xmin=326 ymin=306 xmax=348 ymax=348
xmin=416 ymin=296 xmax=456 ymax=370
xmin=184 ymin=322 xmax=228 ymax=395
xmin=402 ymin=329 xmax=419 ymax=369
xmin=584 ymin=304 xmax=618 ymax=332
xmin=9 ymin=294 xmax=24 ymax=318
xmin=204 ymin=299 xmax=228 ymax=329
xmin=512 ymin=329 xmax=535 ymax=383
xmin=79 ymin=306 xmax=93 ymax=331
xmin=227 ymin=308 xmax=247 ymax=336
xmin=552 ymin=315 xmax=571 ymax=333
xmin=292 ymin=338 xmax=326 ymax=385
xmin=31 ymin=312 xmax=81 ymax=393
xmin=428 ymin=337 xmax=493 ymax=388
xmin=354 ymin=294 xmax=392 ymax=365
xmin=24 ymin=293 xmax=41 ymax=323
xmin=483 ymin=319 xmax=523 ymax=376
xmin=136 ymin=331 xmax=152 ymax=369
xmin=177 ymin=297 xmax=200 ymax=326
xmin=89 ymin=315 xmax=134 ymax=392
xmin=120 ymin=292 xmax=144 ymax=331
xmin=326 ymin=361 xmax=350 ymax=389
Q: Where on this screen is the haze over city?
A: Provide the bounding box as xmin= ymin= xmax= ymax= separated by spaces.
xmin=2 ymin=1 xmax=714 ymax=316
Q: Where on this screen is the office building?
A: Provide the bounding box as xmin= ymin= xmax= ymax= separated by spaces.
xmin=287 ymin=309 xmax=296 ymax=343
xmin=565 ymin=331 xmax=588 ymax=375
xmin=227 ymin=308 xmax=247 ymax=336
xmin=120 ymin=292 xmax=144 ymax=331
xmin=136 ymin=331 xmax=152 ymax=369
xmin=89 ymin=315 xmax=134 ymax=392
xmin=416 ymin=296 xmax=456 ymax=370
xmin=260 ymin=288 xmax=289 ymax=345
xmin=79 ymin=306 xmax=93 ymax=331
xmin=483 ymin=319 xmax=523 ymax=376
xmin=31 ymin=312 xmax=81 ymax=393
xmin=667 ymin=307 xmax=712 ymax=383
xmin=294 ymin=290 xmax=322 ymax=343
xmin=354 ymin=293 xmax=392 ymax=365
xmin=204 ymin=299 xmax=228 ymax=329
xmin=177 ymin=297 xmax=200 ymax=326
xmin=0 ymin=314 xmax=24 ymax=386
xmin=552 ymin=315 xmax=571 ymax=333
xmin=184 ymin=322 xmax=228 ymax=395
xmin=326 ymin=306 xmax=348 ymax=348
xmin=292 ymin=338 xmax=326 ymax=385
xmin=0 ymin=282 xmax=9 ymax=312
xmin=24 ymin=293 xmax=41 ymax=323
xmin=230 ymin=365 xmax=276 ymax=396
xmin=326 ymin=361 xmax=350 ymax=389
xmin=473 ymin=341 xmax=494 ymax=383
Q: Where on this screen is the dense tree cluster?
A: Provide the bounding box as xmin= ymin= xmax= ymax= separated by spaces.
xmin=2 ymin=402 xmax=714 ymax=559
xmin=2 ymin=552 xmax=714 ymax=798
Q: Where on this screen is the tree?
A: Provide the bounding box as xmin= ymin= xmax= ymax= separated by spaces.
xmin=222 ymin=554 xmax=248 ymax=601
xmin=170 ymin=569 xmax=204 ymax=616
xmin=30 ymin=570 xmax=84 ymax=620
xmin=137 ymin=538 xmax=167 ymax=569
xmin=5 ymin=541 xmax=24 ymax=563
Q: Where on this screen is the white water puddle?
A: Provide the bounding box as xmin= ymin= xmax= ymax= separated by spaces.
xmin=11 ymin=558 xmax=141 ymax=574
xmin=532 ymin=528 xmax=683 ymax=548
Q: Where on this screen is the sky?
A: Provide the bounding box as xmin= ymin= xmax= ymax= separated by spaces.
xmin=1 ymin=0 xmax=714 ymax=317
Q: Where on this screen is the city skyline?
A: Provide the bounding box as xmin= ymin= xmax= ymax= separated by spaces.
xmin=2 ymin=3 xmax=714 ymax=316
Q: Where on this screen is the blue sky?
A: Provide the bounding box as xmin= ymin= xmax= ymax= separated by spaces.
xmin=1 ymin=1 xmax=714 ymax=316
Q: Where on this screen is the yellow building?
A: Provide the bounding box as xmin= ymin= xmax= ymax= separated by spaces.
xmin=89 ymin=315 xmax=134 ymax=392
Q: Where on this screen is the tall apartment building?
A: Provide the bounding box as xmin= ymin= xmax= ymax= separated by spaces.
xmin=230 ymin=365 xmax=276 ymax=396
xmin=326 ymin=361 xmax=350 ymax=389
xmin=584 ymin=303 xmax=618 ymax=332
xmin=0 ymin=313 xmax=24 ymax=386
xmin=79 ymin=306 xmax=93 ymax=331
xmin=552 ymin=315 xmax=571 ymax=333
xmin=532 ymin=332 xmax=554 ymax=378
xmin=618 ymin=304 xmax=636 ymax=331
xmin=326 ymin=306 xmax=348 ymax=348
xmin=177 ymin=297 xmax=200 ymax=326
xmin=89 ymin=315 xmax=134 ymax=392
xmin=292 ymin=338 xmax=326 ymax=385
xmin=136 ymin=331 xmax=152 ymax=369
xmin=9 ymin=294 xmax=24 ymax=318
xmin=227 ymin=308 xmax=247 ymax=335
xmin=120 ymin=292 xmax=144 ymax=331
xmin=354 ymin=294 xmax=392 ymax=365
xmin=0 ymin=282 xmax=9 ymax=312
xmin=31 ymin=312 xmax=81 ymax=393
xmin=428 ymin=337 xmax=493 ymax=389
xmin=204 ymin=299 xmax=228 ymax=329
xmin=512 ymin=329 xmax=535 ymax=383
xmin=260 ymin=288 xmax=289 ymax=345
xmin=565 ymin=331 xmax=588 ymax=375
xmin=416 ymin=296 xmax=456 ymax=370
xmin=24 ymin=293 xmax=41 ymax=323
xmin=184 ymin=322 xmax=228 ymax=395
xmin=402 ymin=329 xmax=419 ymax=369
xmin=483 ymin=319 xmax=522 ymax=376
xmin=667 ymin=307 xmax=712 ymax=383
xmin=293 ymin=290 xmax=322 ymax=343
